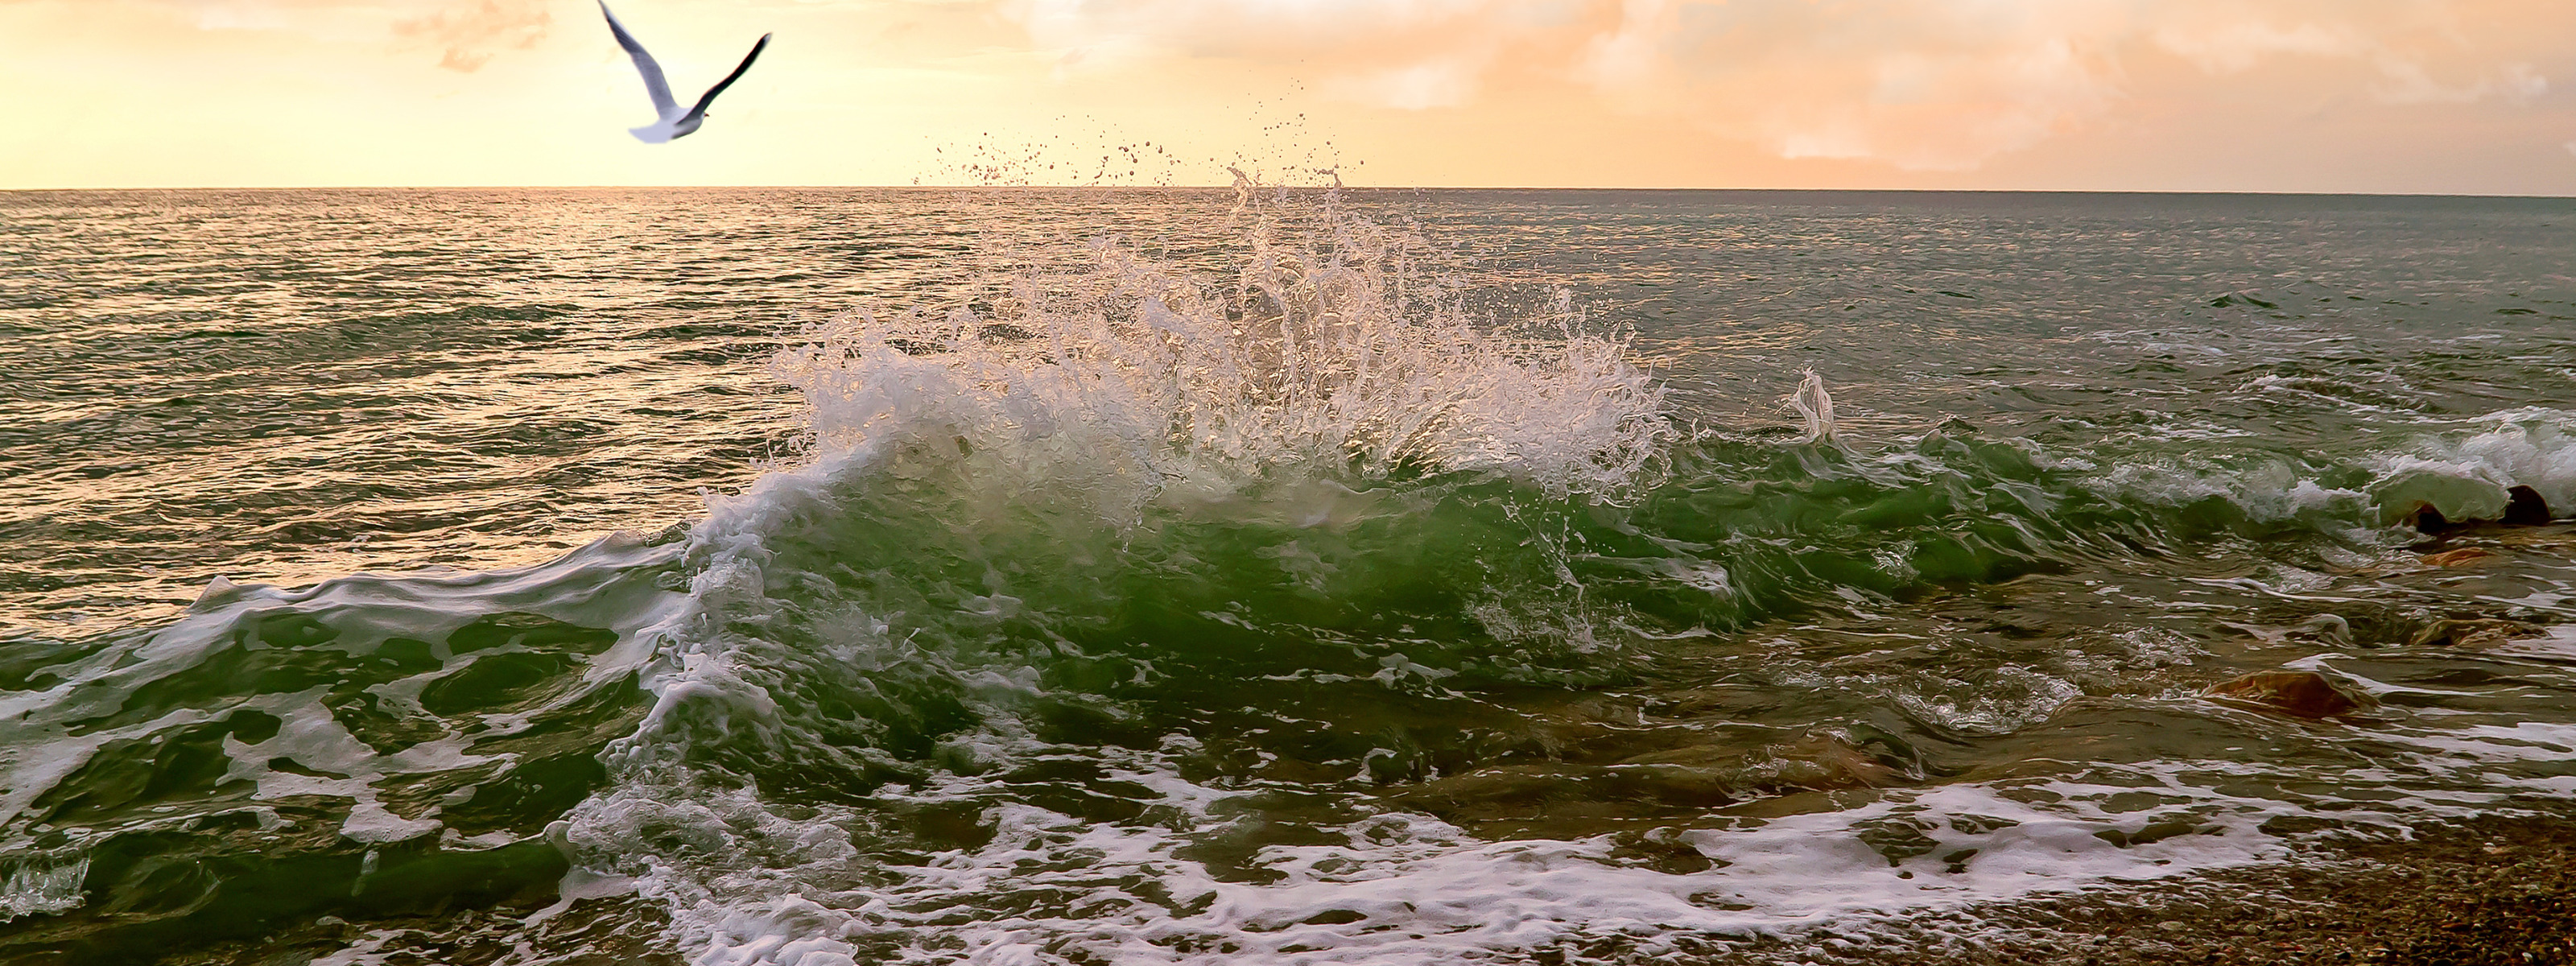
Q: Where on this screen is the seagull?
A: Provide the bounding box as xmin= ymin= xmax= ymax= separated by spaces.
xmin=599 ymin=2 xmax=770 ymax=144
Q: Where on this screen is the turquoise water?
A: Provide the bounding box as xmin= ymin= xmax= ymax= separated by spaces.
xmin=3 ymin=188 xmax=2574 ymax=964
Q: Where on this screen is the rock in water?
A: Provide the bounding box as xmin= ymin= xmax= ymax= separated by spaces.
xmin=2420 ymin=547 xmax=2496 ymax=568
xmin=2405 ymin=502 xmax=2453 ymax=533
xmin=2409 ymin=617 xmax=2546 ymax=648
xmin=2207 ymin=671 xmax=2372 ymax=719
xmin=2504 ymin=485 xmax=2553 ymax=526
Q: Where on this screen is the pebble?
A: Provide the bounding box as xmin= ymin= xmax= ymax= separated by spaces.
xmin=2206 ymin=671 xmax=2372 ymax=718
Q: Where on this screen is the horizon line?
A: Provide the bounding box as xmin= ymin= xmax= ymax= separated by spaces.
xmin=7 ymin=184 xmax=2576 ymax=200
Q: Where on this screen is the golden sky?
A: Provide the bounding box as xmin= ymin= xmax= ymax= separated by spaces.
xmin=4 ymin=0 xmax=2573 ymax=192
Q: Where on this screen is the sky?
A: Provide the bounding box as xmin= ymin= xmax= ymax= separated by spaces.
xmin=3 ymin=0 xmax=2574 ymax=192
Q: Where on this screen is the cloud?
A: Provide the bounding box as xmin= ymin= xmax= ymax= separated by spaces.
xmin=2150 ymin=4 xmax=2550 ymax=105
xmin=1577 ymin=1 xmax=2136 ymax=171
xmin=2151 ymin=18 xmax=2371 ymax=72
xmin=393 ymin=0 xmax=551 ymax=72
xmin=1005 ymin=0 xmax=2570 ymax=171
xmin=24 ymin=0 xmax=556 ymax=71
xmin=1354 ymin=58 xmax=1486 ymax=110
xmin=1015 ymin=0 xmax=1573 ymax=105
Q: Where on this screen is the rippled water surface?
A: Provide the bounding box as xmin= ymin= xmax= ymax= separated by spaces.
xmin=4 ymin=188 xmax=2575 ymax=965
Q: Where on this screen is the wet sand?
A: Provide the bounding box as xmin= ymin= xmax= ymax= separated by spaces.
xmin=1686 ymin=807 xmax=2576 ymax=966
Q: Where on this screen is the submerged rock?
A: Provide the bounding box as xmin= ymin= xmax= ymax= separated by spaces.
xmin=2219 ymin=613 xmax=2355 ymax=649
xmin=2419 ymin=547 xmax=2496 ymax=568
xmin=1747 ymin=732 xmax=1904 ymax=791
xmin=2409 ymin=617 xmax=2547 ymax=648
xmin=2206 ymin=671 xmax=2373 ymax=719
xmin=2291 ymin=613 xmax=2353 ymax=647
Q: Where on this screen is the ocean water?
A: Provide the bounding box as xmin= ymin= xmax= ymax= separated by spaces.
xmin=3 ymin=187 xmax=2575 ymax=965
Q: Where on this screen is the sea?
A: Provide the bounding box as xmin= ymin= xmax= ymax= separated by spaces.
xmin=2 ymin=186 xmax=2574 ymax=965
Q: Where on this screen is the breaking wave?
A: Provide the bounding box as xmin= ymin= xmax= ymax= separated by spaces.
xmin=10 ymin=189 xmax=2576 ymax=966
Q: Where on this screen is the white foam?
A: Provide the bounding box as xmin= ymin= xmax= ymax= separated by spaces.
xmin=2061 ymin=407 xmax=2576 ymax=541
xmin=0 ymin=853 xmax=89 ymax=921
xmin=0 ymin=533 xmax=687 ymax=870
xmin=770 ymin=197 xmax=1674 ymax=506
xmin=2072 ymin=406 xmax=2576 ymax=543
xmin=535 ymin=204 xmax=2576 ymax=966
xmin=559 ymin=574 xmax=2576 ymax=966
xmin=544 ymin=195 xmax=1693 ymax=964
xmin=2367 ymin=407 xmax=2576 ymax=522
xmin=1893 ymin=666 xmax=2081 ymax=738
xmin=566 ymin=742 xmax=2453 ymax=966
xmin=2092 ymin=460 xmax=2376 ymax=530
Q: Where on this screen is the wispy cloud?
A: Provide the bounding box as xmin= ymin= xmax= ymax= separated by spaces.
xmin=1009 ymin=0 xmax=2570 ymax=171
xmin=29 ymin=0 xmax=556 ymax=71
xmin=393 ymin=0 xmax=551 ymax=72
xmin=2150 ymin=4 xmax=2549 ymax=105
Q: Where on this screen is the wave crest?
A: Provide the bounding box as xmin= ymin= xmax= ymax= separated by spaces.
xmin=771 ymin=196 xmax=1674 ymax=504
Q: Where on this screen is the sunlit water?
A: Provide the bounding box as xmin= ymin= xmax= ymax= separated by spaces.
xmin=4 ymin=188 xmax=2575 ymax=965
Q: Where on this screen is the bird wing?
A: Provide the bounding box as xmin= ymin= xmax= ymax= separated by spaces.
xmin=599 ymin=2 xmax=679 ymax=120
xmin=680 ymin=33 xmax=771 ymax=124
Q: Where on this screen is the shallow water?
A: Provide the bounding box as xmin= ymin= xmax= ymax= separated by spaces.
xmin=4 ymin=188 xmax=2575 ymax=965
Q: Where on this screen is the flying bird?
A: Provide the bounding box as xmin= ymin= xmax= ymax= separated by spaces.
xmin=599 ymin=2 xmax=770 ymax=144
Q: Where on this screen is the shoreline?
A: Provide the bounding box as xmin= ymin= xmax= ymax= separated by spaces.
xmin=108 ymin=807 xmax=2576 ymax=965
xmin=1678 ymin=807 xmax=2576 ymax=966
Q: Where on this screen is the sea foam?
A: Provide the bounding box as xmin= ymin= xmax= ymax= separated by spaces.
xmin=2368 ymin=407 xmax=2576 ymax=523
xmin=551 ymin=192 xmax=1682 ymax=965
xmin=533 ymin=194 xmax=2576 ymax=966
xmin=772 ymin=192 xmax=1674 ymax=506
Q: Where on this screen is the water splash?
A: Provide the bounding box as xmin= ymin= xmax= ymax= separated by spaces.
xmin=1786 ymin=367 xmax=1836 ymax=444
xmin=918 ymin=100 xmax=1353 ymax=188
xmin=0 ymin=855 xmax=87 ymax=922
xmin=772 ymin=192 xmax=1674 ymax=504
xmin=546 ymin=188 xmax=1682 ymax=966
